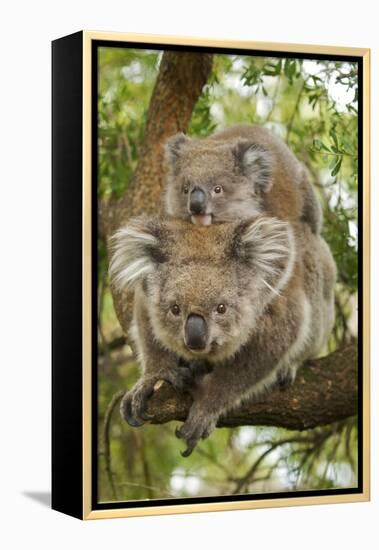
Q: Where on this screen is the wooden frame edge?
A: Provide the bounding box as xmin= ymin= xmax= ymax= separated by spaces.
xmin=83 ymin=30 xmax=370 ymax=57
xmin=83 ymin=492 xmax=369 ymax=520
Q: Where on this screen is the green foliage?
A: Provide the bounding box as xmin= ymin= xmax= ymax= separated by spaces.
xmin=188 ymin=84 xmax=217 ymax=137
xmin=98 ymin=49 xmax=359 ymax=502
xmin=98 ymin=48 xmax=159 ymax=199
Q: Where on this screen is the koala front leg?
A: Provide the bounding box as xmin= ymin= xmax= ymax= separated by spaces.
xmin=175 ymin=359 xmax=273 ymax=456
xmin=121 ymin=357 xmax=210 ymax=429
xmin=121 ymin=293 xmax=199 ymax=427
xmin=175 ymin=366 xmax=241 ymax=456
xmin=121 ymin=376 xmax=157 ymax=426
xmin=175 ymin=399 xmax=219 ymax=457
xmin=120 ymin=345 xmax=195 ymax=427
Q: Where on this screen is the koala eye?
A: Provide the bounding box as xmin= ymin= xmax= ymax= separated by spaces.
xmin=214 ymin=185 xmax=223 ymax=194
xmin=216 ymin=304 xmax=226 ymax=314
xmin=183 ymin=185 xmax=189 ymax=194
xmin=170 ymin=304 xmax=181 ymax=316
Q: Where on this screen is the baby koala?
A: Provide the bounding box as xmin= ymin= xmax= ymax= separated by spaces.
xmin=110 ymin=215 xmax=336 ymax=456
xmin=164 ymin=124 xmax=322 ymax=234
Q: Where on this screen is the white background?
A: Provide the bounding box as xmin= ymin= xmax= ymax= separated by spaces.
xmin=0 ymin=1 xmax=377 ymax=548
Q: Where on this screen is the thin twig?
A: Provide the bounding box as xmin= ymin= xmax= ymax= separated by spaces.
xmin=102 ymin=390 xmax=124 ymax=500
xmin=265 ymin=75 xmax=281 ymax=123
xmin=196 ymin=447 xmax=234 ymax=479
xmin=286 ymin=78 xmax=307 ymax=143
xmin=233 ymin=436 xmax=311 ymax=494
xmin=97 ymin=271 xmax=111 ymax=369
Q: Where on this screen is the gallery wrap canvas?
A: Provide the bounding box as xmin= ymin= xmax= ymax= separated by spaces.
xmin=52 ymin=31 xmax=370 ymax=520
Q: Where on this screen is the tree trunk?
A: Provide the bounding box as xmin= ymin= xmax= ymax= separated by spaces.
xmin=146 ymin=344 xmax=358 ymax=430
xmin=102 ymin=51 xmax=213 ymax=332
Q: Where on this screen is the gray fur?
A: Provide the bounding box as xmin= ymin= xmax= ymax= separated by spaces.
xmin=299 ymin=164 xmax=323 ymax=235
xmin=110 ymin=216 xmax=336 ymax=455
xmin=234 ymin=141 xmax=274 ymax=193
xmin=163 ymin=124 xmax=323 ymax=234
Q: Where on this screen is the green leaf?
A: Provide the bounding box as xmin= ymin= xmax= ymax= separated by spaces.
xmin=330 ymin=128 xmax=339 ymax=149
xmin=313 ymin=139 xmax=331 ymax=152
xmin=331 ymin=157 xmax=343 ymax=176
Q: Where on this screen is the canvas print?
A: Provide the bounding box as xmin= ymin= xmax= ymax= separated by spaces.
xmin=96 ymin=45 xmax=360 ymax=505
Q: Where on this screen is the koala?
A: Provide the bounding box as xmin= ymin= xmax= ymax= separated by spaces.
xmin=164 ymin=124 xmax=322 ymax=234
xmin=110 ymin=215 xmax=336 ymax=456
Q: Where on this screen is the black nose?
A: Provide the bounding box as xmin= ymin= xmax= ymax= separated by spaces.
xmin=185 ymin=314 xmax=207 ymax=350
xmin=190 ymin=188 xmax=207 ymax=215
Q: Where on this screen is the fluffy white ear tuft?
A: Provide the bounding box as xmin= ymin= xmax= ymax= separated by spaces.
xmin=237 ymin=217 xmax=295 ymax=291
xmin=109 ymin=218 xmax=160 ymax=290
xmin=234 ymin=141 xmax=274 ymax=193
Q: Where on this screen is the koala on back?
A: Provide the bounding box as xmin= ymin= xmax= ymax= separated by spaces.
xmin=164 ymin=124 xmax=322 ymax=234
xmin=110 ymin=215 xmax=335 ymax=456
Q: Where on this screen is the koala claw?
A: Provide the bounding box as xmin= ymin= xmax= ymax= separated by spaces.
xmin=176 ymin=410 xmax=217 ymax=457
xmin=276 ymin=367 xmax=297 ymax=392
xmin=181 ymin=444 xmax=196 ymax=458
xmin=121 ymin=394 xmax=145 ymax=427
xmin=120 ymin=380 xmax=155 ymax=427
xmin=175 ymin=428 xmax=197 ymax=457
xmin=175 ymin=426 xmax=182 ymax=439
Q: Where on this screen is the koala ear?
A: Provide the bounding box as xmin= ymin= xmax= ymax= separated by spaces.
xmin=233 ymin=217 xmax=295 ymax=293
xmin=233 ymin=141 xmax=274 ymax=193
xmin=109 ymin=217 xmax=166 ymax=290
xmin=164 ymin=132 xmax=190 ymax=164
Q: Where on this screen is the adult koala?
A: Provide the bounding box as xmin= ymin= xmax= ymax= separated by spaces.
xmin=164 ymin=124 xmax=322 ymax=234
xmin=110 ymin=215 xmax=336 ymax=456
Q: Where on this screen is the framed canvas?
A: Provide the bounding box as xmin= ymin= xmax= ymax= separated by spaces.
xmin=52 ymin=31 xmax=370 ymax=520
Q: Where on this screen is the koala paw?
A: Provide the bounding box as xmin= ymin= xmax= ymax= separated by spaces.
xmin=175 ymin=407 xmax=218 ymax=457
xmin=120 ymin=378 xmax=155 ymax=427
xmin=167 ymin=360 xmax=212 ymax=395
xmin=167 ymin=365 xmax=196 ymax=395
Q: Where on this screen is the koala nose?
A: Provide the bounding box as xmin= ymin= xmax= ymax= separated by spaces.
xmin=185 ymin=314 xmax=207 ymax=351
xmin=189 ymin=187 xmax=207 ymax=215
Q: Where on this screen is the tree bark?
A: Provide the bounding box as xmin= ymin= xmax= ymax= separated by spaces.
xmin=102 ymin=51 xmax=213 ymax=332
xmin=145 ymin=344 xmax=358 ymax=431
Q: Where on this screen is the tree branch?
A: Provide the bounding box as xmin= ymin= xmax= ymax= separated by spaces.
xmin=144 ymin=344 xmax=358 ymax=431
